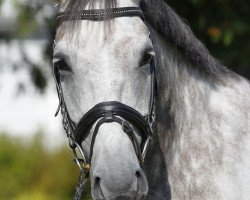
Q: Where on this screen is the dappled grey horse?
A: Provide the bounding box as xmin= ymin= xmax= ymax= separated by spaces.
xmin=51 ymin=0 xmax=250 ymax=199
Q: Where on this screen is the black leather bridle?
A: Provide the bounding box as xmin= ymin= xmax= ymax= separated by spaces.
xmin=53 ymin=6 xmax=156 ymax=200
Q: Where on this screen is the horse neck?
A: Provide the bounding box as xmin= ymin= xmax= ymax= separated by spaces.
xmin=152 ymin=31 xmax=223 ymax=198
xmin=153 ymin=30 xmax=216 ymax=153
xmin=152 ymin=24 xmax=250 ymax=198
xmin=153 ymin=29 xmax=247 ymax=158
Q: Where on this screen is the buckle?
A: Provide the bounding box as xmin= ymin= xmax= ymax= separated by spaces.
xmin=105 ymin=112 xmax=114 ymax=122
xmin=122 ymin=120 xmax=134 ymax=134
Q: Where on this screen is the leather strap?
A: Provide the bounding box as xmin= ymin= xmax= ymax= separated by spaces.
xmin=75 ymin=101 xmax=152 ymax=145
xmin=57 ymin=7 xmax=144 ymax=24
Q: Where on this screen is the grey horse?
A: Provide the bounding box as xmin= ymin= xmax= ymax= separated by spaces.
xmin=51 ymin=0 xmax=250 ymax=199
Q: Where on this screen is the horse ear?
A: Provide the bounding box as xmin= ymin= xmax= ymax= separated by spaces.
xmin=51 ymin=0 xmax=62 ymax=7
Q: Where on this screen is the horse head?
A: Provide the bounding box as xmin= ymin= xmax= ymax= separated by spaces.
xmin=52 ymin=0 xmax=156 ymax=199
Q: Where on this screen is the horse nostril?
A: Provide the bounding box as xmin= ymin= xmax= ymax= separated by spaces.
xmin=92 ymin=176 xmax=104 ymax=198
xmin=135 ymin=170 xmax=141 ymax=178
xmin=135 ymin=169 xmax=148 ymax=196
xmin=95 ymin=176 xmax=101 ymax=184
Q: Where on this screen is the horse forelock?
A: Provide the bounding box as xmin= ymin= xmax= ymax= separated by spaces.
xmin=55 ymin=0 xmax=118 ymax=41
xmin=59 ymin=0 xmax=117 ymax=11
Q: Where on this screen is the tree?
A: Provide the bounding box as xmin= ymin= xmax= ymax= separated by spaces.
xmin=167 ymin=0 xmax=250 ymax=78
xmin=0 ymin=0 xmax=55 ymax=93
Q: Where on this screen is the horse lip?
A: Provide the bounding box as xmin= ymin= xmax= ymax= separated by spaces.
xmin=92 ymin=187 xmax=147 ymax=200
xmin=105 ymin=190 xmax=147 ymax=200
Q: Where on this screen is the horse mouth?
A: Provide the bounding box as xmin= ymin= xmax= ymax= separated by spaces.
xmin=95 ymin=196 xmax=146 ymax=200
xmin=94 ymin=191 xmax=147 ymax=200
xmin=114 ymin=197 xmax=139 ymax=200
xmin=113 ymin=195 xmax=146 ymax=200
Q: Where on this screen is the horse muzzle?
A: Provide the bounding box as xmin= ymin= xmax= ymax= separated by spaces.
xmin=88 ymin=122 xmax=149 ymax=200
xmin=74 ymin=101 xmax=151 ymax=199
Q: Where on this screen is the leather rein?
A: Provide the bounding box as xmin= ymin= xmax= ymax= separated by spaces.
xmin=53 ymin=7 xmax=156 ymax=200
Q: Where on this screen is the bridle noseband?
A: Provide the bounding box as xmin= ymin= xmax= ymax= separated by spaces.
xmin=75 ymin=101 xmax=154 ymax=164
xmin=53 ymin=7 xmax=156 ymax=200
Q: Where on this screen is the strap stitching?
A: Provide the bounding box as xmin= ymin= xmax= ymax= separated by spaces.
xmin=57 ymin=9 xmax=143 ymax=19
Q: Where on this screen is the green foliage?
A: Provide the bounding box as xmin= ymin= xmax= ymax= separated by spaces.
xmin=0 ymin=133 xmax=92 ymax=200
xmin=0 ymin=0 xmax=53 ymax=94
xmin=167 ymin=0 xmax=250 ymax=77
xmin=13 ymin=0 xmax=38 ymax=37
xmin=31 ymin=66 xmax=47 ymax=93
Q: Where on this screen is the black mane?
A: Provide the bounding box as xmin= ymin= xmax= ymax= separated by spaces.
xmin=57 ymin=0 xmax=236 ymax=82
xmin=141 ymin=0 xmax=236 ymax=81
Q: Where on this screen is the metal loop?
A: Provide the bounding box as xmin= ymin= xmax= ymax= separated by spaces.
xmin=141 ymin=136 xmax=151 ymax=163
xmin=105 ymin=112 xmax=114 ymax=122
xmin=72 ymin=141 xmax=88 ymax=171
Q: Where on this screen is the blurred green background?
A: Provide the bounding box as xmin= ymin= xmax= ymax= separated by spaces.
xmin=0 ymin=133 xmax=92 ymax=200
xmin=0 ymin=0 xmax=249 ymax=199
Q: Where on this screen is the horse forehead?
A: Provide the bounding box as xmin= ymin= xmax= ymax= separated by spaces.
xmin=54 ymin=18 xmax=149 ymax=65
xmin=80 ymin=18 xmax=148 ymax=53
xmin=75 ymin=16 xmax=146 ymax=39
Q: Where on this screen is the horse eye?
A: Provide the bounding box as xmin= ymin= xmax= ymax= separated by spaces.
xmin=54 ymin=57 xmax=71 ymax=72
xmin=140 ymin=50 xmax=155 ymax=67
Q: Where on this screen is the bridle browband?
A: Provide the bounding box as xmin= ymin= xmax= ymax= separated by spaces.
xmin=53 ymin=7 xmax=156 ymax=200
xmin=57 ymin=7 xmax=145 ymax=23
